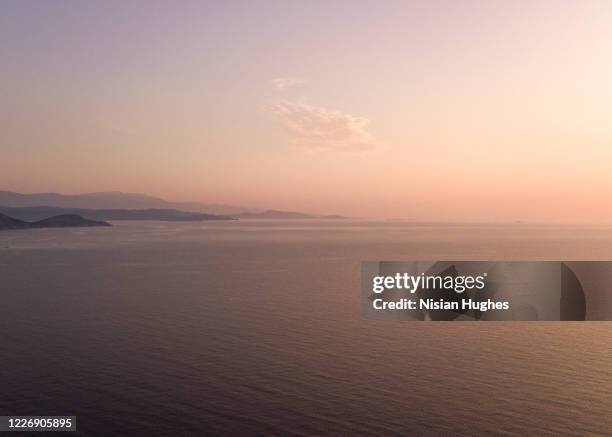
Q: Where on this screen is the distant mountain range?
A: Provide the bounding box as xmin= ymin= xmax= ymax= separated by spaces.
xmin=0 ymin=206 xmax=233 ymax=222
xmin=0 ymin=191 xmax=347 ymax=220
xmin=0 ymin=191 xmax=253 ymax=215
xmin=0 ymin=213 xmax=110 ymax=231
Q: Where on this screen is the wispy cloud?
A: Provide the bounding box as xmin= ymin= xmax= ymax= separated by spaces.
xmin=268 ymin=101 xmax=381 ymax=152
xmin=271 ymin=77 xmax=305 ymax=90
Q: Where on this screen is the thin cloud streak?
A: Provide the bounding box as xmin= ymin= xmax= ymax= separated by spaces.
xmin=269 ymin=101 xmax=381 ymax=152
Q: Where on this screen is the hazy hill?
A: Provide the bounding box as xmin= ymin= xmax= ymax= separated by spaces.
xmin=0 ymin=213 xmax=110 ymax=230
xmin=0 ymin=191 xmax=347 ymax=220
xmin=0 ymin=206 xmax=233 ymax=222
xmin=0 ymin=191 xmax=255 ymax=215
xmin=0 ymin=213 xmax=31 ymax=229
xmin=30 ymin=214 xmax=111 ymax=228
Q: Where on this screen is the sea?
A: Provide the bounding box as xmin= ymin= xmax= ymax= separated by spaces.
xmin=1 ymin=220 xmax=611 ymax=436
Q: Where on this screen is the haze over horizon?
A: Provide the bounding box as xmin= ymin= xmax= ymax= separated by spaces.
xmin=3 ymin=1 xmax=612 ymax=223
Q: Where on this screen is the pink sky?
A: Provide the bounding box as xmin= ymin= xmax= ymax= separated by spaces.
xmin=2 ymin=1 xmax=612 ymax=222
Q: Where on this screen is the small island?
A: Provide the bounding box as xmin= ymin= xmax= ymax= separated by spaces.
xmin=0 ymin=213 xmax=111 ymax=231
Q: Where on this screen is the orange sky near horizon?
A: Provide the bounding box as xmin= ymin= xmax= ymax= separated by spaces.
xmin=2 ymin=1 xmax=612 ymax=222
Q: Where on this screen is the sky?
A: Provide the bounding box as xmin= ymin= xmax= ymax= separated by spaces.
xmin=2 ymin=0 xmax=612 ymax=222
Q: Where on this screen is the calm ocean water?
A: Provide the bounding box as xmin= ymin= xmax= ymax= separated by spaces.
xmin=1 ymin=220 xmax=612 ymax=436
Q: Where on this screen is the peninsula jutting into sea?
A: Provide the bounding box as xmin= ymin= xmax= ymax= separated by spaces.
xmin=0 ymin=213 xmax=110 ymax=231
xmin=0 ymin=191 xmax=348 ymax=222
